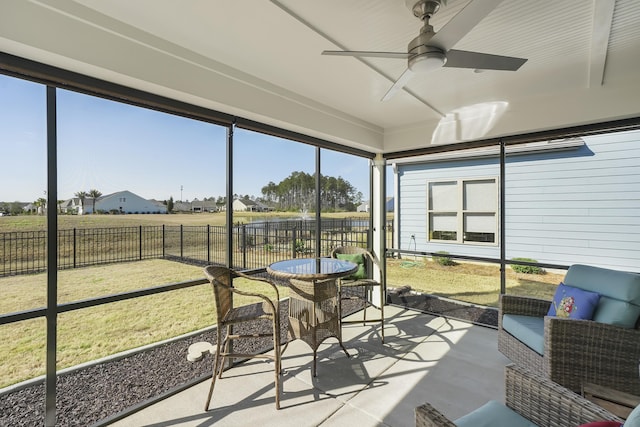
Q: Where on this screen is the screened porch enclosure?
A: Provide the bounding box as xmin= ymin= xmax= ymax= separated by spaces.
xmin=1 ymin=3 xmax=640 ymax=421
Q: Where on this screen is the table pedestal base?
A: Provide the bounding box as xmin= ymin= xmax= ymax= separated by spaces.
xmin=288 ymin=278 xmax=349 ymax=376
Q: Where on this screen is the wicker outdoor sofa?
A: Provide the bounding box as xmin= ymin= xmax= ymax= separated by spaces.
xmin=498 ymin=264 xmax=640 ymax=395
xmin=415 ymin=364 xmax=624 ymax=427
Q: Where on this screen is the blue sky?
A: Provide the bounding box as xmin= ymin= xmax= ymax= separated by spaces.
xmin=0 ymin=74 xmax=377 ymax=203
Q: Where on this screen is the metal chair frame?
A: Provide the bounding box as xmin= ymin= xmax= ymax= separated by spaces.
xmin=203 ymin=266 xmax=282 ymax=410
xmin=330 ymin=246 xmax=385 ymax=343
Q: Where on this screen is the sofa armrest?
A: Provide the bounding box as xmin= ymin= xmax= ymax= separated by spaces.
xmin=505 ymin=364 xmax=624 ymax=426
xmin=499 ymin=294 xmax=551 ymax=316
xmin=498 ymin=294 xmax=551 ymax=330
xmin=415 ymin=365 xmax=623 ymax=427
xmin=543 ymin=316 xmax=640 ymax=394
xmin=415 ymin=403 xmax=456 ymax=427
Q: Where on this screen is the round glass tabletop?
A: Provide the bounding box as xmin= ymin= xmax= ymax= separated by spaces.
xmin=267 ymin=257 xmax=357 ymax=280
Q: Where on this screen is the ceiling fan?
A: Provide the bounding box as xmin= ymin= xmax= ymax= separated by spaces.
xmin=322 ymin=0 xmax=527 ymax=101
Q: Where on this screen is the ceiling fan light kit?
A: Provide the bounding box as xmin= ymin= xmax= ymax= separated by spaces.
xmin=322 ymin=0 xmax=527 ymax=101
xmin=409 ymin=50 xmax=446 ymax=72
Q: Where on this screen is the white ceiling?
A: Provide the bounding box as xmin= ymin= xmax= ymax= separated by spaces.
xmin=1 ymin=0 xmax=639 ymax=155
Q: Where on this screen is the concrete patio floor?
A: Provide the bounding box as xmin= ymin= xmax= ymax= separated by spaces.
xmin=107 ymin=305 xmax=510 ymax=427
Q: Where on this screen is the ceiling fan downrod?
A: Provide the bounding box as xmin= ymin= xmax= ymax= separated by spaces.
xmin=406 ymin=0 xmax=446 ymax=72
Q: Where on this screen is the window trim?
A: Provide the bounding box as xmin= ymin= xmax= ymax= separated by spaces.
xmin=427 ymin=176 xmax=499 ymax=246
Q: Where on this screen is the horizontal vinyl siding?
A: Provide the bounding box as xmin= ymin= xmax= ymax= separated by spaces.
xmin=396 ymin=130 xmax=640 ymax=272
xmin=505 ymin=132 xmax=640 ymax=271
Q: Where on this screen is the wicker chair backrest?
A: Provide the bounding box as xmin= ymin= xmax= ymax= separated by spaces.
xmin=204 ymin=266 xmax=235 ymax=323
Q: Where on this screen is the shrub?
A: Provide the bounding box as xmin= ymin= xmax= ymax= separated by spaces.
xmin=294 ymin=239 xmax=306 ymax=254
xmin=433 ymin=251 xmax=455 ymax=266
xmin=511 ymin=257 xmax=544 ymax=274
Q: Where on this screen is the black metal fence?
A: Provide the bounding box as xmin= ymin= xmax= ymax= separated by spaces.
xmin=0 ymin=218 xmax=393 ymax=277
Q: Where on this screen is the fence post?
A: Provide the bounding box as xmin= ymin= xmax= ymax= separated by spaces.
xmin=241 ymin=224 xmax=247 ymax=269
xmin=162 ymin=225 xmax=165 ymax=258
xmin=207 ymin=224 xmax=210 ymax=263
xmin=292 ymin=227 xmax=297 ymax=259
xmin=139 ymin=225 xmax=143 ymax=261
xmin=180 ymin=224 xmax=184 ymax=259
xmin=73 ymin=228 xmax=77 ymax=268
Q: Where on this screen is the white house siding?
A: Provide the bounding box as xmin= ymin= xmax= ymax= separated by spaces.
xmin=396 ymin=131 xmax=640 ymax=272
xmin=86 ymin=190 xmax=167 ymax=214
xmin=232 ymin=199 xmax=250 ymax=211
xmin=504 ymin=132 xmax=640 ymax=272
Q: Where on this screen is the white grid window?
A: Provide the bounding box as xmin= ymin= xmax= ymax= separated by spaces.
xmin=427 ymin=177 xmax=498 ymax=244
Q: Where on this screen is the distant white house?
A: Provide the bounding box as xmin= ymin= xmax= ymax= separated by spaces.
xmin=68 ymin=190 xmax=167 ymax=214
xmin=189 ymin=198 xmax=218 ymax=213
xmin=22 ymin=203 xmax=38 ymax=214
xmin=173 ymin=199 xmax=219 ymax=213
xmin=232 ymin=198 xmax=272 ymax=212
xmin=59 ymin=198 xmax=84 ymax=214
xmin=357 ymin=197 xmax=394 ymax=213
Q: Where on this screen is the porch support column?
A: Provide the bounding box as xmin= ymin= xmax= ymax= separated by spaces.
xmin=370 ymin=154 xmax=386 ymax=306
xmin=226 ymin=122 xmax=234 ymax=268
xmin=45 ymin=85 xmax=58 ymax=427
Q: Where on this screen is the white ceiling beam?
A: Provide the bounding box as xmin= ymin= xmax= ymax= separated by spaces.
xmin=588 ymin=0 xmax=616 ymax=87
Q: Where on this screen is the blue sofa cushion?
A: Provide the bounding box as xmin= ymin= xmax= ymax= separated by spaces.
xmin=564 ymin=264 xmax=640 ymax=305
xmin=455 ymin=400 xmax=537 ymax=427
xmin=547 ymin=283 xmax=600 ymax=320
xmin=502 ymin=314 xmax=545 ymax=355
xmin=625 ymin=403 xmax=640 ymax=427
xmin=593 ymin=296 xmax=640 ymax=328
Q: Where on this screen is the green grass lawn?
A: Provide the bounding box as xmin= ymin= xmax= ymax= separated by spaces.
xmin=0 ymin=211 xmax=373 ymax=232
xmin=387 ymin=257 xmax=563 ymax=307
xmin=0 ymin=259 xmax=288 ymax=388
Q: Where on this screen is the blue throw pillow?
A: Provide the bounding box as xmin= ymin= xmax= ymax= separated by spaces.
xmin=547 ymin=282 xmax=600 ymax=320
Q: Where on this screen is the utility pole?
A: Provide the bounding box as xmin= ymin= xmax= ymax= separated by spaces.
xmin=180 ymin=185 xmax=183 ymax=202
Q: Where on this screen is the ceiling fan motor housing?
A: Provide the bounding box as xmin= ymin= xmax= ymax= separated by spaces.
xmin=407 ymin=25 xmax=447 ymax=72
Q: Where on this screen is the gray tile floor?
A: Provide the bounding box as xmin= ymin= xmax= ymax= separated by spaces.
xmin=108 ymin=305 xmax=510 ymax=427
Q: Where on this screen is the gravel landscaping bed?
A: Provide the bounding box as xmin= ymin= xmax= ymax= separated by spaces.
xmin=0 ymin=288 xmax=497 ymax=426
xmin=387 ymin=286 xmax=499 ymax=328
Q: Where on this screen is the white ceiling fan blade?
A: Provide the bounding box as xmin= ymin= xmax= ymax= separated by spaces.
xmin=429 ymin=0 xmax=505 ymax=51
xmin=445 ymin=49 xmax=527 ymax=71
xmin=382 ymin=68 xmax=415 ymax=101
xmin=322 ymin=50 xmax=410 ymax=59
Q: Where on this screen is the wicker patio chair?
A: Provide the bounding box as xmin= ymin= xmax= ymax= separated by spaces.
xmin=498 ymin=264 xmax=640 ymax=395
xmin=415 ymin=364 xmax=624 ymax=427
xmin=330 ymin=246 xmax=385 ymax=343
xmin=203 ymin=266 xmax=282 ymax=410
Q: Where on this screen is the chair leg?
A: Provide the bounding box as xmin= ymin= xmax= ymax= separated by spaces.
xmin=219 ymin=325 xmax=232 ymax=379
xmin=312 ymin=349 xmax=317 ymax=377
xmin=205 ymin=328 xmax=225 ymax=411
xmin=363 ymin=286 xmax=368 ymax=324
xmin=272 ymin=316 xmax=281 ymax=410
xmin=379 ymin=284 xmax=385 ymax=344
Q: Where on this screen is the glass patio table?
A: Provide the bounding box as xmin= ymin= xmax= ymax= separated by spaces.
xmin=267 ymin=257 xmax=357 ymax=376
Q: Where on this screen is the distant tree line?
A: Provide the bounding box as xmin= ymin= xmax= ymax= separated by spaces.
xmin=260 ymin=171 xmax=363 ymax=212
